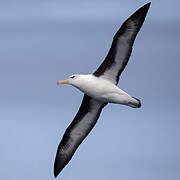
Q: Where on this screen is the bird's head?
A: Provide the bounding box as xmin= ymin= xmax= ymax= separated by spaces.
xmin=56 ymin=74 xmax=82 ymax=87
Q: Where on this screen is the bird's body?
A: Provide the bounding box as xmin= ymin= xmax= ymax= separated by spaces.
xmin=69 ymin=74 xmax=140 ymax=107
xmin=54 ymin=3 xmax=151 ymax=177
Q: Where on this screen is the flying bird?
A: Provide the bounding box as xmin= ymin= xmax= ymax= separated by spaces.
xmin=54 ymin=2 xmax=150 ymax=177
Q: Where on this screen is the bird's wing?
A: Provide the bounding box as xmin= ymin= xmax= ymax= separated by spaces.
xmin=54 ymin=94 xmax=107 ymax=177
xmin=93 ymin=3 xmax=150 ymax=84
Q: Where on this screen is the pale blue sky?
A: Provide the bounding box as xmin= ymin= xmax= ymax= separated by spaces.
xmin=0 ymin=1 xmax=180 ymax=180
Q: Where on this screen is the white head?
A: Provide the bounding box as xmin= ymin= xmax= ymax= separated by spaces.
xmin=56 ymin=74 xmax=85 ymax=87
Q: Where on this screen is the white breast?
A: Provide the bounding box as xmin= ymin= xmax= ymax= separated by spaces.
xmin=73 ymin=74 xmax=132 ymax=104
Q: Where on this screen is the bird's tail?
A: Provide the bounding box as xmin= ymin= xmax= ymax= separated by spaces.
xmin=128 ymin=97 xmax=141 ymax=108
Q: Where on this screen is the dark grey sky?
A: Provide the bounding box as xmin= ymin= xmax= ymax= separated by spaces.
xmin=0 ymin=1 xmax=180 ymax=180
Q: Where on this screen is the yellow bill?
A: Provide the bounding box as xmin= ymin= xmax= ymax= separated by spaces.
xmin=56 ymin=79 xmax=69 ymax=85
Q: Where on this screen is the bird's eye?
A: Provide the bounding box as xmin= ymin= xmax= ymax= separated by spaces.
xmin=70 ymin=76 xmax=75 ymax=79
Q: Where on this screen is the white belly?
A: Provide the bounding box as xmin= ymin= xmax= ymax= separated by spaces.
xmin=74 ymin=75 xmax=133 ymax=105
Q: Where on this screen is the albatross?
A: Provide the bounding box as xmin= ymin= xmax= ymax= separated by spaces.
xmin=54 ymin=2 xmax=151 ymax=177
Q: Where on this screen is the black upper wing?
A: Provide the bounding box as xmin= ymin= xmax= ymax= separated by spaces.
xmin=93 ymin=3 xmax=150 ymax=84
xmin=54 ymin=94 xmax=107 ymax=177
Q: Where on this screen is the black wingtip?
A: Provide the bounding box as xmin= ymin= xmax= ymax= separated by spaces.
xmin=135 ymin=2 xmax=151 ymax=16
xmin=54 ymin=170 xmax=58 ymax=178
xmin=54 ymin=160 xmax=60 ymax=178
xmin=53 ymin=155 xmax=64 ymax=178
xmin=54 ymin=164 xmax=62 ymax=178
xmin=126 ymin=2 xmax=151 ymax=34
xmin=145 ymin=2 xmax=151 ymax=7
xmin=146 ymin=2 xmax=151 ymax=7
xmin=140 ymin=2 xmax=151 ymax=10
xmin=144 ymin=2 xmax=151 ymax=11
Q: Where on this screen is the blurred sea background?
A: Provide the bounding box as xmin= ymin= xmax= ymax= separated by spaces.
xmin=0 ymin=1 xmax=180 ymax=179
